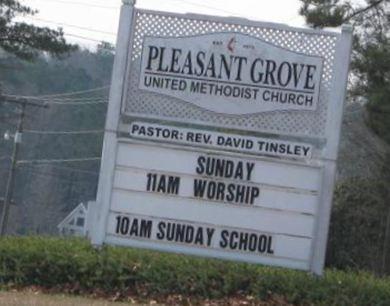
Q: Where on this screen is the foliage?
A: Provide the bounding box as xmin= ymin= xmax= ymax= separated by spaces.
xmin=356 ymin=40 xmax=390 ymax=144
xmin=300 ymin=1 xmax=390 ymax=275
xmin=0 ymin=48 xmax=114 ymax=234
xmin=0 ymin=47 xmax=113 ymax=94
xmin=299 ymin=0 xmax=390 ymax=144
xmin=96 ymin=41 xmax=115 ymax=57
xmin=1 ymin=237 xmax=390 ymax=305
xmin=327 ymin=177 xmax=390 ymax=274
xmin=0 ymin=0 xmax=76 ymax=60
xmin=300 ymin=0 xmax=389 ymax=29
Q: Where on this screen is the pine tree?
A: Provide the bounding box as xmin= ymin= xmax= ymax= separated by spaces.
xmin=300 ymin=0 xmax=390 ymax=144
xmin=0 ymin=0 xmax=76 ymax=61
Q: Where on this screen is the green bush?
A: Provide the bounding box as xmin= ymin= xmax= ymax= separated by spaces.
xmin=0 ymin=237 xmax=390 ymax=305
xmin=327 ymin=177 xmax=390 ymax=273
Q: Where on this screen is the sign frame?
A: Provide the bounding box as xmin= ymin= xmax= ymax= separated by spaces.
xmin=90 ymin=0 xmax=353 ymax=276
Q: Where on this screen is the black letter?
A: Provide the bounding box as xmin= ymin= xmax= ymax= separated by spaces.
xmin=304 ymin=65 xmax=317 ymax=90
xmin=146 ymin=46 xmax=159 ymax=70
xmin=170 ymin=48 xmax=182 ymax=73
xmin=196 ymin=156 xmax=206 ymax=175
xmin=156 ymin=222 xmax=166 ymax=240
xmin=219 ymin=230 xmax=229 ymax=248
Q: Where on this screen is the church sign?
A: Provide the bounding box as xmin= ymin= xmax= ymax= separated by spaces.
xmin=90 ymin=0 xmax=353 ymax=276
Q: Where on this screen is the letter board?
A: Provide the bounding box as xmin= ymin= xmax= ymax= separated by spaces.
xmin=90 ymin=0 xmax=352 ymax=275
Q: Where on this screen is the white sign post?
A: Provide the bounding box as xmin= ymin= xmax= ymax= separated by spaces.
xmin=90 ymin=0 xmax=352 ymax=275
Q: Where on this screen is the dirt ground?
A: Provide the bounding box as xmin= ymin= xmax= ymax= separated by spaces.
xmin=0 ymin=290 xmax=144 ymax=306
xmin=0 ymin=288 xmax=291 ymax=305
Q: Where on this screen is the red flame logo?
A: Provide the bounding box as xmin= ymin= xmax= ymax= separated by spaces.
xmin=227 ymin=37 xmax=236 ymax=53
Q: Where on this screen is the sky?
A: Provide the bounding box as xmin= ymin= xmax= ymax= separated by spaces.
xmin=19 ymin=0 xmax=306 ymax=49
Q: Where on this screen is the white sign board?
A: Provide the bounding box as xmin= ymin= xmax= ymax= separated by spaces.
xmin=90 ymin=1 xmax=352 ymax=276
xmin=106 ymin=142 xmax=319 ymax=270
xmin=129 ymin=122 xmax=313 ymax=159
xmin=139 ymin=33 xmax=323 ymax=114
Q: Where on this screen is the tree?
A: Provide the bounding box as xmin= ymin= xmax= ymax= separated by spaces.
xmin=300 ymin=1 xmax=390 ymax=274
xmin=329 ymin=177 xmax=390 ymax=273
xmin=299 ymin=0 xmax=390 ymax=144
xmin=96 ymin=41 xmax=115 ymax=57
xmin=0 ymin=0 xmax=76 ymax=61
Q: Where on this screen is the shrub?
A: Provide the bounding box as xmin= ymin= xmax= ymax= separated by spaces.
xmin=327 ymin=177 xmax=390 ymax=274
xmin=0 ymin=237 xmax=390 ymax=305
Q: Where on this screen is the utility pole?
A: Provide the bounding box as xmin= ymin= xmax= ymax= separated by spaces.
xmin=0 ymin=95 xmax=48 ymax=235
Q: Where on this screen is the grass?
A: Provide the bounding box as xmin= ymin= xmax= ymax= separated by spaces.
xmin=0 ymin=237 xmax=390 ymax=305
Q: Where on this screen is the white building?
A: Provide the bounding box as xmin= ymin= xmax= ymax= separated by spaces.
xmin=58 ymin=201 xmax=95 ymax=237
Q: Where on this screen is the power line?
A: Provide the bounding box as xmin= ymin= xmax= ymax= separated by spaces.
xmin=169 ymin=0 xmax=242 ymax=16
xmin=20 ymin=164 xmax=97 ymax=176
xmin=1 ymin=94 xmax=49 ymax=108
xmin=24 ymin=163 xmax=99 ymax=175
xmin=40 ymin=95 xmax=108 ymax=100
xmin=30 ymin=0 xmax=302 ymax=25
xmin=4 ymin=88 xmax=109 ymax=109
xmin=64 ymin=33 xmax=109 ymax=44
xmin=17 ymin=157 xmax=101 ymax=165
xmin=44 ymin=100 xmax=107 ymax=105
xmin=16 ymin=86 xmax=109 ymax=99
xmin=42 ymin=97 xmax=108 ymax=102
xmin=163 ymin=0 xmax=266 ymax=21
xmin=14 ymin=19 xmax=111 ymax=46
xmin=24 ymin=129 xmax=104 ymax=135
xmin=4 ymin=97 xmax=107 ymax=106
xmin=4 ymin=90 xmax=109 ymax=110
xmin=184 ymin=0 xmax=303 ymax=23
xmin=24 ymin=16 xmax=117 ymax=36
xmin=20 ymin=166 xmax=99 ymax=184
xmin=29 ymin=0 xmax=119 ymax=10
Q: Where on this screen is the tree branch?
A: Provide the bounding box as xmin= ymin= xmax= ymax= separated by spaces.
xmin=343 ymin=0 xmax=386 ymax=23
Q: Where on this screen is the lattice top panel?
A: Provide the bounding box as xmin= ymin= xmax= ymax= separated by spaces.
xmin=123 ymin=9 xmax=339 ymax=139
